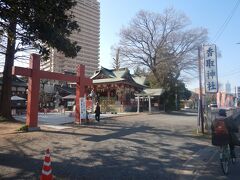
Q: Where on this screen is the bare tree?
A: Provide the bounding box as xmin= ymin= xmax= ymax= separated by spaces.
xmin=118 ymin=8 xmax=208 ymax=88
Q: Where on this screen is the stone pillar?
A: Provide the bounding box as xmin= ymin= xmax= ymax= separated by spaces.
xmin=137 ymin=95 xmax=140 ymax=113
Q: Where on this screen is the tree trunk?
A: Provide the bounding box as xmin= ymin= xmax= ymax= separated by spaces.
xmin=0 ymin=20 xmax=17 ymax=121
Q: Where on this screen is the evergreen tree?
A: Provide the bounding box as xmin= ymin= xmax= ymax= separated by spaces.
xmin=0 ymin=0 xmax=81 ymax=120
xmin=112 ymin=48 xmax=121 ymax=70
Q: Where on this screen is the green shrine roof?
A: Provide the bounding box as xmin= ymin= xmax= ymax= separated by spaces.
xmin=0 ymin=74 xmax=27 ymax=87
xmin=91 ymin=67 xmax=147 ymax=87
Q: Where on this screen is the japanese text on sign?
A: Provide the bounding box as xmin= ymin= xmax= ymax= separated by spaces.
xmin=203 ymin=44 xmax=218 ymax=93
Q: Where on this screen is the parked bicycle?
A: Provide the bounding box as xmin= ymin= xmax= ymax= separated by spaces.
xmin=212 ymin=109 xmax=240 ymax=175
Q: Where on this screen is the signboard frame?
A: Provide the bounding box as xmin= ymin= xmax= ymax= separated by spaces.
xmin=203 ymin=44 xmax=218 ymax=93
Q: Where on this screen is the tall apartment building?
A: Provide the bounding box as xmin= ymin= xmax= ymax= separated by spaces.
xmin=41 ymin=0 xmax=100 ymax=77
xmin=237 ymin=86 xmax=240 ymax=99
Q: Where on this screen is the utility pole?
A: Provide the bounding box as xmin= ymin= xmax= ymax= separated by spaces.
xmin=175 ymin=83 xmax=178 ymax=110
xmin=198 ymin=46 xmax=204 ymax=134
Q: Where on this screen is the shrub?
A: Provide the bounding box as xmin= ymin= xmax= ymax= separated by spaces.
xmin=17 ymin=125 xmax=29 ymax=132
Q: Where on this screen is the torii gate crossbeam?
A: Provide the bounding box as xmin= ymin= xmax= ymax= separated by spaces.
xmin=12 ymin=54 xmax=92 ymax=131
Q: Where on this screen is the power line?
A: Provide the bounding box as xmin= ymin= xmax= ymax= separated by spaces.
xmin=219 ymin=69 xmax=240 ymax=77
xmin=213 ymin=0 xmax=240 ymax=43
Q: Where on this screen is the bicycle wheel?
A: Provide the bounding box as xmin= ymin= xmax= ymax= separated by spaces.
xmin=220 ymin=145 xmax=231 ymax=175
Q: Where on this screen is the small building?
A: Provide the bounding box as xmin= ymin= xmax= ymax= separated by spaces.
xmin=135 ymin=88 xmax=164 ymax=112
xmin=0 ymin=74 xmax=27 ymax=114
xmin=0 ymin=74 xmax=28 ymax=100
xmin=11 ymin=95 xmax=26 ymax=115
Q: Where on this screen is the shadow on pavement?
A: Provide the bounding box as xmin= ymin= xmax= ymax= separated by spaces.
xmin=0 ymin=141 xmax=210 ymax=180
xmin=0 ymin=114 xmax=218 ymax=180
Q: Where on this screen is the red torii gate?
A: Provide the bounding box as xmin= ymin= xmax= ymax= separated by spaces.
xmin=12 ymin=54 xmax=92 ymax=131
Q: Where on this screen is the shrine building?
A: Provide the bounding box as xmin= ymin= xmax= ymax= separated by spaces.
xmin=89 ymin=67 xmax=147 ymax=112
xmin=0 ymin=74 xmax=27 ymax=99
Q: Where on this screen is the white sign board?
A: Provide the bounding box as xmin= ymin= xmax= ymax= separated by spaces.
xmin=203 ymin=44 xmax=218 ymax=93
xmin=80 ymin=97 xmax=87 ymax=120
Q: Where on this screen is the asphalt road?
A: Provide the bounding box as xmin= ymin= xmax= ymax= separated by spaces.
xmin=0 ymin=111 xmax=240 ymax=179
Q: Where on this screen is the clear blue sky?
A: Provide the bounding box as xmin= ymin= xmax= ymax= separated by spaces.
xmin=100 ymin=0 xmax=240 ymax=92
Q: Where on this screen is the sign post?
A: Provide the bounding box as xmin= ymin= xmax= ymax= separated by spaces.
xmin=198 ymin=46 xmax=204 ymax=134
xmin=203 ymin=44 xmax=218 ymax=133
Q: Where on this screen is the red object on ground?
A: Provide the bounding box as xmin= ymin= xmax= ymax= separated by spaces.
xmin=40 ymin=149 xmax=53 ymax=180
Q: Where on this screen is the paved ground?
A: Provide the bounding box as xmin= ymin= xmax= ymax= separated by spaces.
xmin=179 ymin=144 xmax=240 ymax=180
xmin=13 ymin=111 xmax=128 ymax=125
xmin=179 ymin=113 xmax=240 ymax=180
xmin=0 ymin=111 xmax=240 ymax=179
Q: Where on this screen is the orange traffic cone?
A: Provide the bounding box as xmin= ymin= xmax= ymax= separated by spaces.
xmin=40 ymin=148 xmax=53 ymax=180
